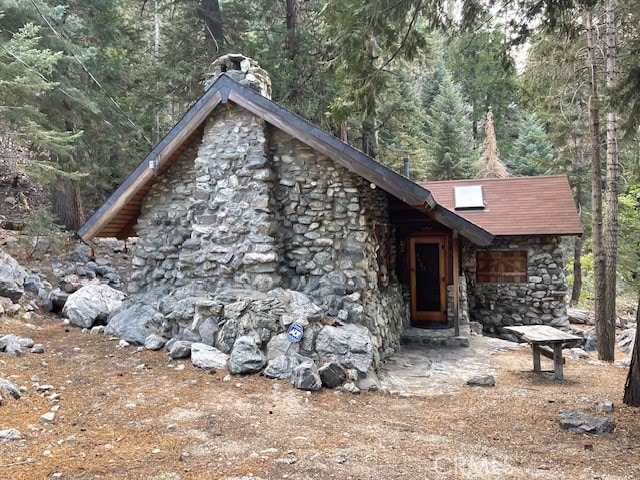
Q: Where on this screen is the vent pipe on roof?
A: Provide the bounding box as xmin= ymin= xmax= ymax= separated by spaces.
xmin=204 ymin=54 xmax=272 ymax=99
xmin=403 ymin=156 xmax=410 ymax=178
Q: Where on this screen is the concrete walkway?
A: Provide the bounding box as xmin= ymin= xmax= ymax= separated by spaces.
xmin=378 ymin=335 xmax=526 ymax=396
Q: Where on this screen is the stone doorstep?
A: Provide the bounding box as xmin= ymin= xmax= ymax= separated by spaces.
xmin=401 ymin=325 xmax=472 ymax=348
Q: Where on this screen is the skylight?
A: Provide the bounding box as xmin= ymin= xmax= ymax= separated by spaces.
xmin=454 ymin=185 xmax=485 ymax=210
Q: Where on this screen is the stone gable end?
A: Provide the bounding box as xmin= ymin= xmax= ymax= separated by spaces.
xmin=127 ymin=103 xmax=406 ymax=364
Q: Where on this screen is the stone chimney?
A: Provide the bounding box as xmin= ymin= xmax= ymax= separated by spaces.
xmin=204 ymin=54 xmax=272 ymax=98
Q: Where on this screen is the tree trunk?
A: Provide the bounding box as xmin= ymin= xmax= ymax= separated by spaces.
xmin=602 ymin=3 xmax=619 ymax=362
xmin=586 ymin=12 xmax=611 ymax=361
xmin=623 ymin=290 xmax=640 ymax=406
xmin=201 ymin=0 xmax=224 ymax=54
xmin=285 ymin=0 xmax=300 ymax=60
xmin=52 ymin=177 xmax=85 ymax=231
xmin=570 ymin=234 xmax=583 ymax=306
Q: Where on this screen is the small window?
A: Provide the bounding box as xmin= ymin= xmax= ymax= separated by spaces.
xmin=476 ymin=250 xmax=527 ymax=284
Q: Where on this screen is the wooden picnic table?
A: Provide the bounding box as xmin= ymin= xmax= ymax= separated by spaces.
xmin=504 ymin=325 xmax=582 ymax=380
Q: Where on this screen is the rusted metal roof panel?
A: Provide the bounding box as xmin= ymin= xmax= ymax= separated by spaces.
xmin=419 ymin=175 xmax=583 ymax=236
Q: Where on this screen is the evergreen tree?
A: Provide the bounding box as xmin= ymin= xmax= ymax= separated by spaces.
xmin=508 ymin=112 xmax=554 ymax=176
xmin=424 ymin=73 xmax=474 ymax=180
xmin=446 ymin=17 xmax=520 ymax=158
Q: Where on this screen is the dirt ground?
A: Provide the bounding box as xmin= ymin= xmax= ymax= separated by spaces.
xmin=1 ymin=313 xmax=639 ymax=480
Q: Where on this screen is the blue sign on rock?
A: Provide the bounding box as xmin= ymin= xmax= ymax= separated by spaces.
xmin=287 ymin=322 xmax=304 ymax=343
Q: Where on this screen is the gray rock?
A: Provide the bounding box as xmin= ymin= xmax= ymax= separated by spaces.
xmin=144 ymin=334 xmax=166 ymax=351
xmin=341 ymin=382 xmax=361 ymax=394
xmin=466 ymin=374 xmax=496 ymax=387
xmin=46 ymin=289 xmax=70 ymax=313
xmin=597 ymin=400 xmax=614 ymax=413
xmin=63 ymin=284 xmax=126 ymax=328
xmin=358 ymin=375 xmax=379 ymax=392
xmin=40 ymin=411 xmax=56 ymax=423
xmin=31 ymin=344 xmax=45 ymax=354
xmin=191 ymin=343 xmax=229 ymax=370
xmin=229 ymin=336 xmax=266 ymax=374
xmin=617 ymin=328 xmax=636 ymax=355
xmin=0 ymin=334 xmax=23 ymax=356
xmin=263 ymin=355 xmax=301 ymax=380
xmin=18 ymin=336 xmax=34 ymax=348
xmin=168 ymin=340 xmax=193 ymax=359
xmin=583 ymin=327 xmax=597 ymax=352
xmin=106 ymin=303 xmax=156 ymax=335
xmin=282 ymin=290 xmax=323 ymax=322
xmin=558 ymin=409 xmax=615 ymax=434
xmin=564 ymin=347 xmax=589 ymax=359
xmin=318 ymin=362 xmax=346 ymax=388
xmin=198 ymin=318 xmax=219 ymax=346
xmin=315 ymin=323 xmax=374 ymax=373
xmin=0 ymin=249 xmax=28 ymax=302
xmin=291 ymin=362 xmax=321 ymax=391
xmin=0 ymin=428 xmax=22 ymax=441
xmin=216 ymin=318 xmax=239 ymax=354
xmin=0 ymin=378 xmax=21 ymax=400
xmin=23 ymin=274 xmax=43 ymax=294
xmin=266 ymin=332 xmax=298 ymax=360
xmin=122 ymin=325 xmax=153 ymax=345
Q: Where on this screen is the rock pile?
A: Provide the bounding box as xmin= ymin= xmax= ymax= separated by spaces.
xmin=0 ymin=246 xmax=381 ymax=392
xmin=108 ymin=288 xmax=377 ymax=391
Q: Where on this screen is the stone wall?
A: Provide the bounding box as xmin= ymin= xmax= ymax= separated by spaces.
xmin=462 ymin=236 xmax=569 ymax=331
xmin=125 ymin=102 xmax=407 ymax=365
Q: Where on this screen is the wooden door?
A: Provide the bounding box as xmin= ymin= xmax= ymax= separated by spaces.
xmin=409 ymin=236 xmax=447 ymax=324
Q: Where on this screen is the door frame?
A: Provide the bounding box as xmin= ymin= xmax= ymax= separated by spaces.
xmin=409 ymin=235 xmax=447 ymax=324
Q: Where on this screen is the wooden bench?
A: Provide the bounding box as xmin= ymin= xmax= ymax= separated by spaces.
xmin=504 ymin=325 xmax=582 ymax=380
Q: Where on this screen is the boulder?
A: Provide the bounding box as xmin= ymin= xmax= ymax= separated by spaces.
xmin=466 ymin=374 xmax=496 ymax=387
xmin=167 ymin=340 xmax=193 ymax=359
xmin=0 ymin=334 xmax=23 ymax=356
xmin=266 ymin=332 xmax=299 ymax=360
xmin=23 ymin=274 xmax=44 ymax=294
xmin=191 ymin=343 xmax=229 ymax=371
xmin=558 ymin=409 xmax=615 ymax=434
xmin=122 ymin=325 xmax=154 ymax=345
xmin=63 ymin=284 xmax=126 ymax=328
xmin=229 ymin=336 xmax=266 ymax=374
xmin=0 ymin=378 xmax=21 ymax=401
xmin=45 ymin=289 xmax=70 ymax=313
xmin=291 ymin=362 xmax=321 ymax=391
xmin=144 ymin=334 xmax=166 ymax=351
xmin=617 ymin=328 xmax=636 ymax=355
xmin=106 ymin=303 xmax=156 ymax=335
xmin=315 ymin=323 xmax=374 ymax=373
xmin=263 ymin=355 xmax=301 ymax=380
xmin=0 ymin=249 xmax=27 ymax=302
xmin=318 ymin=362 xmax=346 ymax=388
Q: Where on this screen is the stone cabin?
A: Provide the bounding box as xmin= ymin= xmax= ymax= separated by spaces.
xmin=78 ymin=55 xmax=582 ymax=374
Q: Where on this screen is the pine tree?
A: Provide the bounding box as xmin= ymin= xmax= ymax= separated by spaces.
xmin=424 ymin=74 xmax=474 ymax=180
xmin=509 ymin=112 xmax=554 ymax=176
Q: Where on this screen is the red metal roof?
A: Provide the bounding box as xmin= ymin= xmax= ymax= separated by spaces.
xmin=419 ymin=175 xmax=584 ymax=236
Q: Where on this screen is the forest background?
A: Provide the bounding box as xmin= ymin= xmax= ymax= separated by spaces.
xmin=0 ymin=0 xmax=639 ymax=398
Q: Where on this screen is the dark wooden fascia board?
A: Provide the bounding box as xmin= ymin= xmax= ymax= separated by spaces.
xmin=78 ymin=86 xmax=224 ymax=241
xmin=430 ymin=205 xmax=494 ymax=246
